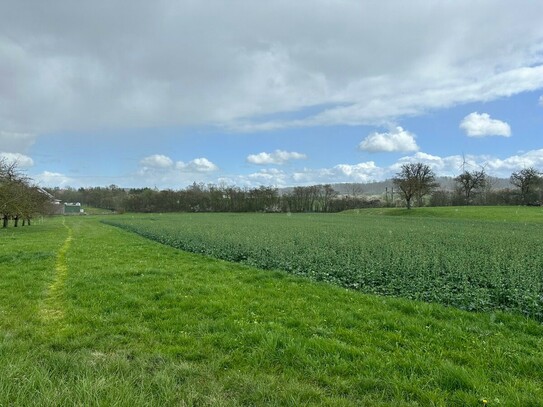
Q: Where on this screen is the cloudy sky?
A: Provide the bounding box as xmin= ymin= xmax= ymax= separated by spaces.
xmin=1 ymin=0 xmax=543 ymax=189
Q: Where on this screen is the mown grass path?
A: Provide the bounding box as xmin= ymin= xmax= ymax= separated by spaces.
xmin=1 ymin=216 xmax=543 ymax=406
xmin=41 ymin=217 xmax=73 ymax=323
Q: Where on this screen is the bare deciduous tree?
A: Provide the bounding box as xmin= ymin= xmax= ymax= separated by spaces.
xmin=393 ymin=163 xmax=437 ymax=209
xmin=0 ymin=159 xmax=47 ymax=227
xmin=510 ymin=167 xmax=542 ymax=205
xmin=454 ymin=169 xmax=487 ymax=205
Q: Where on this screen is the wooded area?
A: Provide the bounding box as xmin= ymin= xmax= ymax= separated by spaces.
xmin=46 ymin=165 xmax=542 ymax=213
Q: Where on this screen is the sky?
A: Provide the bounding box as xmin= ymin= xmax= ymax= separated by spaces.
xmin=1 ymin=0 xmax=543 ymax=189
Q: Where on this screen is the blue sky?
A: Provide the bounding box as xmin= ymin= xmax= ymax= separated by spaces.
xmin=1 ymin=1 xmax=543 ymax=189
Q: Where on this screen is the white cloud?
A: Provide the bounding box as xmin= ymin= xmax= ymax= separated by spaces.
xmin=140 ymin=154 xmax=174 ymax=169
xmin=331 ymin=162 xmax=384 ymax=183
xmin=247 ymin=150 xmax=307 ymax=165
xmin=136 ymin=155 xmax=218 ymax=188
xmin=460 ymin=112 xmax=511 ymax=137
xmin=1 ymin=2 xmax=543 ymax=134
xmin=393 ymin=152 xmax=474 ymax=175
xmin=334 ymin=162 xmax=379 ymax=178
xmin=237 ymin=161 xmax=382 ymax=187
xmin=0 ymin=152 xmax=34 ymax=167
xmin=34 ymin=171 xmax=74 ymax=188
xmin=359 ymin=127 xmax=419 ymax=152
xmin=140 ymin=155 xmax=218 ymax=173
xmin=230 ymin=64 xmax=543 ymax=132
xmin=177 ymin=158 xmax=218 ymax=173
xmin=246 ymin=168 xmax=289 ymax=186
xmin=392 ymin=149 xmax=543 ymax=178
xmin=485 ymin=149 xmax=543 ymax=172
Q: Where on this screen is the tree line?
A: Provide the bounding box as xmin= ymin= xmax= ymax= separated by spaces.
xmin=3 ymin=158 xmax=541 ymax=224
xmin=394 ymin=164 xmax=542 ymax=208
xmin=45 ymin=164 xmax=542 ymax=214
xmin=0 ymin=159 xmax=50 ymax=228
xmin=47 ymin=183 xmax=379 ymax=214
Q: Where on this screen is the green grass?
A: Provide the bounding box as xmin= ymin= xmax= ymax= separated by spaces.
xmin=1 ymin=215 xmax=543 ymax=405
xmin=105 ymin=208 xmax=543 ymax=320
xmin=81 ymin=205 xmax=116 ymax=215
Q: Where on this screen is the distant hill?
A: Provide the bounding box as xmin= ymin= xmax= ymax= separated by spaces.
xmin=280 ymin=176 xmax=513 ymax=197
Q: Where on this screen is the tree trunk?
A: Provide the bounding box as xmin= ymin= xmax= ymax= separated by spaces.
xmin=14 ymin=216 xmax=18 ymax=227
xmin=2 ymin=215 xmax=7 ymax=228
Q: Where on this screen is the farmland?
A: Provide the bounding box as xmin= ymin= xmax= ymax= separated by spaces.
xmin=105 ymin=207 xmax=543 ymax=320
xmin=1 ymin=208 xmax=543 ymax=405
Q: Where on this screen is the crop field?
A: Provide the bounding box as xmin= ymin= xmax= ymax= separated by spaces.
xmin=1 ymin=209 xmax=543 ymax=405
xmin=105 ymin=207 xmax=543 ymax=321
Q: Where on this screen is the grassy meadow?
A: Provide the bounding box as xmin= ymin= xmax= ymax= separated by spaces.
xmin=1 ymin=208 xmax=542 ymax=405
